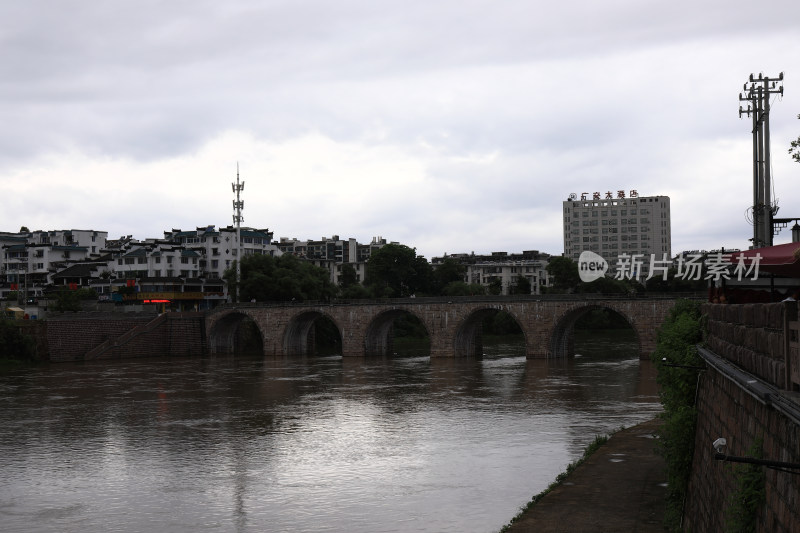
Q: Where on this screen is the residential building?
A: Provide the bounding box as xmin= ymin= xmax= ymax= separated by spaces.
xmin=277 ymin=235 xmax=390 ymax=285
xmin=1 ymin=229 xmax=108 ymax=300
xmin=433 ymin=250 xmax=551 ymax=295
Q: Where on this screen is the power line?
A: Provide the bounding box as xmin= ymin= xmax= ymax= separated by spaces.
xmin=739 ymin=72 xmax=784 ymax=248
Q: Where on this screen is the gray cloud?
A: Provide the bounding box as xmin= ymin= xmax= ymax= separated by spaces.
xmin=2 ymin=1 xmax=800 ymax=258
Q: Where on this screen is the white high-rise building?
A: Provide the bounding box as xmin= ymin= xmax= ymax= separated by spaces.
xmin=562 ymin=191 xmax=671 ymax=275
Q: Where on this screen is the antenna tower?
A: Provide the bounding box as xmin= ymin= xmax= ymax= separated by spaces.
xmin=232 ymin=163 xmax=245 ymax=302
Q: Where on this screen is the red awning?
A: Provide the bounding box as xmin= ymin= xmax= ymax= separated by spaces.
xmin=728 ymin=242 xmax=800 ymax=277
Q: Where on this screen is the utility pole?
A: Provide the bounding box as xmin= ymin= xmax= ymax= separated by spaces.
xmin=232 ymin=163 xmax=245 ymax=303
xmin=739 ymin=72 xmax=783 ymax=248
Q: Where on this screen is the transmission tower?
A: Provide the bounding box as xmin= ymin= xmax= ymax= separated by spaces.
xmin=739 ymin=72 xmax=783 ymax=248
xmin=232 ymin=163 xmax=245 ymax=302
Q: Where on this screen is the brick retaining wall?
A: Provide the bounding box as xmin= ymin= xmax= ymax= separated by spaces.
xmin=703 ymin=302 xmax=788 ymax=388
xmin=684 ymin=361 xmax=800 ymax=533
xmin=44 ymin=312 xmax=205 ymax=361
xmin=683 ymin=303 xmax=800 ymax=532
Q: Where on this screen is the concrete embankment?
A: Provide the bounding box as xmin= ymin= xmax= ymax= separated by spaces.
xmin=501 ymin=418 xmax=667 ymax=533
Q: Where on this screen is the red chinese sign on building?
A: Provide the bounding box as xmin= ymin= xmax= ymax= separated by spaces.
xmin=579 ymin=190 xmax=638 ymax=201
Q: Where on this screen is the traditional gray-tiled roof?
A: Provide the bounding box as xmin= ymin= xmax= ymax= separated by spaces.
xmin=52 ymin=245 xmax=89 ymax=252
xmin=122 ymin=248 xmax=149 ymax=257
xmin=52 ymin=263 xmax=100 ymax=279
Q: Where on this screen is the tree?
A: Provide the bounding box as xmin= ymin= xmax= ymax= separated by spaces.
xmin=0 ymin=320 xmax=35 ymax=360
xmin=432 ymin=258 xmax=466 ymax=294
xmin=224 ymin=254 xmax=336 ymax=302
xmin=575 ymin=275 xmax=628 ymax=294
xmin=337 ymin=263 xmax=371 ymax=299
xmin=440 ymin=281 xmax=485 ymax=296
xmin=790 ymin=114 xmax=800 ymax=164
xmin=53 ymin=288 xmax=97 ymax=312
xmin=546 ymin=256 xmax=581 ymax=293
xmin=509 ymin=275 xmax=531 ymax=295
xmin=19 ymin=226 xmax=30 ymax=233
xmin=338 ymin=264 xmax=359 ymax=289
xmin=487 ymin=278 xmax=502 ymax=295
xmin=365 ymin=244 xmax=433 ymax=297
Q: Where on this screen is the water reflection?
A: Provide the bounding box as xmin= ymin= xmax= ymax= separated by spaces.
xmin=0 ymin=332 xmax=660 ymax=533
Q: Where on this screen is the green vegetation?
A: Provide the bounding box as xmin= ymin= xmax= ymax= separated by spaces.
xmin=790 ymin=114 xmax=800 ymax=164
xmin=545 ymin=256 xmax=639 ymax=294
xmin=498 ymin=433 xmax=610 ymax=532
xmin=225 ymin=254 xmax=337 ymax=302
xmin=440 ymin=281 xmax=486 ymax=296
xmin=725 ymin=437 xmax=766 ymax=533
xmin=545 ymin=256 xmax=581 ymax=292
xmin=0 ymin=319 xmax=36 ymax=366
xmin=365 ymin=243 xmax=433 ymax=297
xmin=545 ymin=256 xmax=705 ymax=294
xmin=52 ymin=288 xmax=98 ymax=312
xmin=650 ymin=299 xmax=704 ymax=531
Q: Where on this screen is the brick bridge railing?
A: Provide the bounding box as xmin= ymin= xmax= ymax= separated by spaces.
xmin=205 ymin=295 xmax=681 ymax=358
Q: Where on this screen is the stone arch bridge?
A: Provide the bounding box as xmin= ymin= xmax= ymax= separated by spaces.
xmin=206 ymin=296 xmax=684 ymax=359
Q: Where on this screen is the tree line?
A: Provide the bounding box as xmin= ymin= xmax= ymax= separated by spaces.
xmin=224 ymin=245 xmax=708 ymax=303
xmin=224 ymin=243 xmax=535 ymax=303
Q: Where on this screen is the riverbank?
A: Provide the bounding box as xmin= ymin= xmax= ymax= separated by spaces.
xmin=500 ymin=418 xmax=667 ymax=532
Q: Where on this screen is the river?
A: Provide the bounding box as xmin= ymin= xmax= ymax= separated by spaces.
xmin=0 ymin=331 xmax=661 ymax=533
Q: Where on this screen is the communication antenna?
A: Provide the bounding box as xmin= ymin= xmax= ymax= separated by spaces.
xmin=232 ymin=163 xmax=245 ymax=302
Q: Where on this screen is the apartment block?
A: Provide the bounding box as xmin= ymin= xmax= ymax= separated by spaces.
xmin=434 ymin=250 xmax=551 ymax=295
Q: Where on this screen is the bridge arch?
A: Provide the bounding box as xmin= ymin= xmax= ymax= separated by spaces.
xmin=283 ymin=310 xmax=342 ymax=356
xmin=454 ymin=307 xmax=526 ymax=357
xmin=549 ymin=303 xmax=641 ymax=358
xmin=208 ymin=309 xmax=265 ymax=355
xmin=205 ymin=297 xmax=677 ymax=358
xmin=364 ymin=309 xmax=431 ymax=356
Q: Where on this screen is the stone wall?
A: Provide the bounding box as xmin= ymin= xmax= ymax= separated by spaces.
xmin=45 ymin=312 xmax=205 ymax=361
xmin=684 ymin=361 xmax=800 ymax=533
xmin=683 ymin=302 xmax=800 ymax=532
xmin=47 ymin=314 xmax=155 ymax=361
xmin=703 ymin=302 xmax=788 ymax=388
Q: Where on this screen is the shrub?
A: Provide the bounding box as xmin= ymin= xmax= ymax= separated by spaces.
xmin=651 ymin=299 xmax=704 ymax=530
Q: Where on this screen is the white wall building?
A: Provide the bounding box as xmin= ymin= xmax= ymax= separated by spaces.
xmin=436 ymin=251 xmax=551 ymax=295
xmin=1 ymin=229 xmax=108 ymax=299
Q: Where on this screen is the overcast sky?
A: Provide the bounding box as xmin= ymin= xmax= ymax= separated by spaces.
xmin=2 ymin=1 xmax=799 ymax=259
